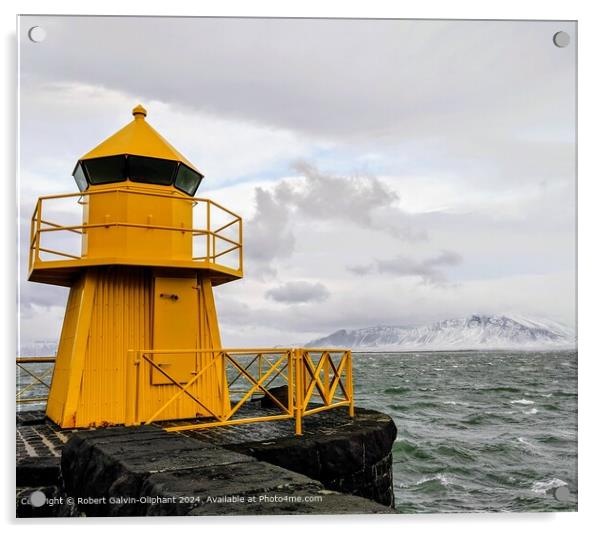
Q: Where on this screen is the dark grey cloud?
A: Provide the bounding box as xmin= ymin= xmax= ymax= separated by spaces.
xmin=19 ymin=17 xmax=575 ymax=149
xmin=245 ymin=187 xmax=295 ymax=269
xmin=245 ymin=161 xmax=424 ymax=273
xmin=285 ymin=162 xmax=424 ymax=240
xmin=266 ymin=281 xmax=330 ymax=304
xmin=349 ymin=250 xmax=462 ymax=284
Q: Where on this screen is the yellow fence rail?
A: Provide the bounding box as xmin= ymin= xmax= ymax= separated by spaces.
xmin=29 ymin=188 xmax=243 ymax=274
xmin=16 ymin=357 xmax=56 ymax=405
xmin=127 ymin=348 xmax=354 ymax=435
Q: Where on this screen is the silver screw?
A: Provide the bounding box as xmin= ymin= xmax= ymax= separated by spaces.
xmin=29 ymin=490 xmax=46 ymax=507
xmin=28 ymin=26 xmax=47 ymax=43
xmin=553 ymin=485 xmax=570 ymax=502
xmin=553 ymin=31 xmax=570 ymax=48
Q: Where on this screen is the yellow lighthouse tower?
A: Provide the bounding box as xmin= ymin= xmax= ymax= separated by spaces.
xmin=29 ymin=106 xmax=242 ymax=428
xmin=28 ymin=105 xmax=354 ymax=435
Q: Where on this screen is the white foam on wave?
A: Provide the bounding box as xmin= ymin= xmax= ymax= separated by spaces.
xmin=510 ymin=399 xmax=534 ymax=405
xmin=443 ymin=400 xmax=469 ymax=406
xmin=517 ymin=437 xmax=539 ymax=449
xmin=416 ymin=473 xmax=452 ymax=487
xmin=531 ymin=478 xmax=567 ymax=494
xmin=524 ymin=408 xmax=538 ymax=415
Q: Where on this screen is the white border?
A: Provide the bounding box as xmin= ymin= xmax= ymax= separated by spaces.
xmin=2 ymin=1 xmax=600 ymax=531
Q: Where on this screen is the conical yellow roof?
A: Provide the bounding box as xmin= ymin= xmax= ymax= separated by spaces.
xmin=79 ymin=105 xmax=200 ymax=173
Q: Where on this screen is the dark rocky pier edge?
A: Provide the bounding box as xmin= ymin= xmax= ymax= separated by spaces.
xmin=17 ymin=405 xmax=397 ymax=517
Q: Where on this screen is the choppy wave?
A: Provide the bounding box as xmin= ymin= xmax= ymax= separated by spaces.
xmin=354 ymin=350 xmax=577 ymax=513
xmin=531 ymin=478 xmax=568 ymax=494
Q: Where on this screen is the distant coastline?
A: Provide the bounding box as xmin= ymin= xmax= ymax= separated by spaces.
xmin=305 ymin=314 xmax=576 ymax=353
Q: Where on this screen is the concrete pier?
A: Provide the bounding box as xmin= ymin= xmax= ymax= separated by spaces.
xmin=17 ymin=407 xmax=396 ymax=517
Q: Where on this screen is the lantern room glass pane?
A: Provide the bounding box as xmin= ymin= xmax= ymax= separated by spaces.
xmin=84 ymin=155 xmax=127 ymax=185
xmin=128 ymin=155 xmax=177 ymax=185
xmin=72 ymin=162 xmax=88 ymax=192
xmin=174 ymin=164 xmax=203 ymax=196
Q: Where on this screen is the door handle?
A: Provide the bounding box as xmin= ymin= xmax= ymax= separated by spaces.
xmin=159 ymin=293 xmax=179 ymax=301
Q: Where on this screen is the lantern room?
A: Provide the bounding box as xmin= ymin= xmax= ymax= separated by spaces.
xmin=73 ymin=105 xmax=203 ymax=196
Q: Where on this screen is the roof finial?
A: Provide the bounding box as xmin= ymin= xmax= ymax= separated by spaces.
xmin=132 ymin=104 xmax=147 ymax=119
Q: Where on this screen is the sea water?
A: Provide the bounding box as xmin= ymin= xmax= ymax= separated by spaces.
xmin=353 ymin=350 xmax=577 ymax=513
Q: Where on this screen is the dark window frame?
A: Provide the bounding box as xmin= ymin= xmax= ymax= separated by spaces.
xmin=126 ymin=154 xmax=178 ymax=186
xmin=72 ymin=155 xmax=203 ymax=197
xmin=72 ymin=161 xmax=89 ymax=192
xmin=82 ymin=155 xmax=128 ymax=186
xmin=174 ymin=162 xmax=204 ymax=196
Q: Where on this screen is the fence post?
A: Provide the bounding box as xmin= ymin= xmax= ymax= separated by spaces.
xmin=135 ymin=352 xmax=142 ymax=425
xmin=287 ymin=350 xmax=294 ymax=416
xmin=221 ymin=351 xmax=229 ymax=420
xmin=346 ymin=350 xmax=354 ymax=417
xmin=206 ymin=201 xmax=211 ymax=261
xmin=323 ymin=352 xmax=330 ymax=405
xmin=35 ymin=199 xmax=42 ymax=262
xmin=294 ymin=348 xmax=303 ymax=436
xmin=125 ymin=351 xmax=136 ymax=426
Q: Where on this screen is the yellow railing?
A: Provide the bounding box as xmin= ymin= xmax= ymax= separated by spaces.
xmin=127 ymin=348 xmax=354 ymax=435
xmin=29 ymin=188 xmax=243 ymax=274
xmin=16 ymin=357 xmax=56 ymax=405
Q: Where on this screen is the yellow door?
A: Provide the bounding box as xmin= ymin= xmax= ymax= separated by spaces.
xmin=152 ymin=275 xmax=198 ymax=385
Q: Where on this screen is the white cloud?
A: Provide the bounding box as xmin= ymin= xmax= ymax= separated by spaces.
xmin=17 ymin=17 xmax=576 ymax=347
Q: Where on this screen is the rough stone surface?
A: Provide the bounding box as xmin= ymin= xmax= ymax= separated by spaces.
xmin=188 ymin=491 xmax=391 ymax=516
xmin=192 ymin=407 xmax=398 ymax=507
xmin=16 ymin=486 xmax=62 ymax=518
xmin=16 ymin=410 xmax=48 ymax=426
xmin=260 ymin=385 xmax=290 ymax=408
xmin=17 ymin=456 xmax=61 ymax=487
xmin=58 ymin=425 xmax=394 ymax=516
xmin=17 ymin=406 xmax=397 ymax=516
xmin=142 ymin=461 xmax=322 ymax=515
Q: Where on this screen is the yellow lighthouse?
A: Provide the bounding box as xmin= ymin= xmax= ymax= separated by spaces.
xmin=29 ymin=105 xmax=242 ymax=428
xmin=28 ymin=105 xmax=354 ymax=434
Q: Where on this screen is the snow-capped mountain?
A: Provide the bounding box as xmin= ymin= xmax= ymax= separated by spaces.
xmin=306 ymin=314 xmax=576 ymax=351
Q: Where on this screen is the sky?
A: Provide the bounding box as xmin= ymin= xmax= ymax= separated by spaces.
xmin=17 ymin=16 xmax=576 ymax=348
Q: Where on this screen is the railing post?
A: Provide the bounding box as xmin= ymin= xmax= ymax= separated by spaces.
xmin=221 ymin=351 xmax=229 ymax=420
xmin=29 ymin=205 xmax=36 ymax=271
xmin=206 ymin=201 xmax=211 ymax=261
xmin=323 ymin=352 xmax=330 ymax=405
xmin=35 ymin=199 xmax=42 ymax=262
xmin=346 ymin=350 xmax=354 ymax=417
xmin=287 ymin=350 xmax=294 ymax=416
xmin=294 ymin=348 xmax=303 ymax=436
xmin=135 ymin=352 xmax=142 ymax=425
xmin=125 ymin=351 xmax=132 ymax=426
xmin=125 ymin=350 xmax=139 ymax=426
xmin=258 ymin=353 xmax=263 ymax=386
xmin=239 ymin=218 xmax=243 ymax=273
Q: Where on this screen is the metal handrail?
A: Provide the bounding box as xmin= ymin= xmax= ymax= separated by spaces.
xmin=14 ymin=348 xmax=354 ymax=435
xmin=16 ymin=356 xmax=56 ymax=404
xmin=29 ymin=188 xmax=243 ymax=273
xmin=127 ymin=348 xmax=354 ymax=435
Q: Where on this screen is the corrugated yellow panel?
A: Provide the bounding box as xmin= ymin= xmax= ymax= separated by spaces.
xmin=152 ymin=276 xmax=198 ymax=385
xmin=47 ymin=267 xmax=229 ymax=428
xmin=77 ymin=267 xmax=152 ymax=427
xmin=46 ymin=274 xmax=86 ymax=423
